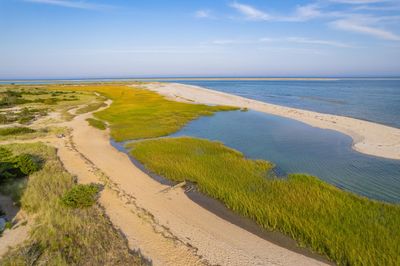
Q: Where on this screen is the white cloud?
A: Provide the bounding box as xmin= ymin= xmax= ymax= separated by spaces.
xmin=211 ymin=37 xmax=353 ymax=48
xmin=230 ymin=2 xmax=270 ymax=21
xmin=285 ymin=37 xmax=353 ymax=47
xmin=330 ymin=0 xmax=390 ymax=4
xmin=24 ymin=0 xmax=112 ymax=10
xmin=333 ymin=19 xmax=400 ymax=40
xmin=293 ymin=4 xmax=322 ymax=21
xmin=195 ymin=10 xmax=212 ymax=19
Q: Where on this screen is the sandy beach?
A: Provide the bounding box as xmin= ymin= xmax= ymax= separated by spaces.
xmin=0 ymin=99 xmax=328 ymax=265
xmin=144 ymin=82 xmax=400 ymax=160
xmin=62 ymin=99 xmax=328 ymax=265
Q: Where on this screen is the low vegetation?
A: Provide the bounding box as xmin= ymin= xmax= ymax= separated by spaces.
xmin=75 ymin=101 xmax=107 ymax=114
xmin=61 ymin=184 xmax=101 ymax=208
xmin=0 ymin=127 xmax=35 ymax=136
xmin=129 ymin=137 xmax=400 ymax=266
xmin=58 ymin=84 xmax=238 ymax=141
xmin=0 ymin=146 xmax=40 ymax=207
xmin=86 ymin=118 xmax=107 ymax=130
xmin=0 ymin=143 xmax=146 ymax=265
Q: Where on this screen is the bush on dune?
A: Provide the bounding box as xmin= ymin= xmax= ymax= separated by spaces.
xmin=0 ymin=143 xmax=146 ymax=265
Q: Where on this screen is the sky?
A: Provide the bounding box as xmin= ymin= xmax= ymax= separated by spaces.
xmin=0 ymin=0 xmax=400 ymax=78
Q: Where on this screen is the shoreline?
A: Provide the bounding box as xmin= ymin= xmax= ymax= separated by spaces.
xmin=144 ymin=82 xmax=400 ymax=160
xmin=64 ymin=95 xmax=328 ymax=265
xmin=111 ymin=138 xmax=331 ymax=264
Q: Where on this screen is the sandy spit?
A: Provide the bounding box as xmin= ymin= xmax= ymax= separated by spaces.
xmin=63 ymin=102 xmax=328 ymax=265
xmin=144 ymin=82 xmax=400 ymax=160
xmin=1 ymin=96 xmax=329 ymax=265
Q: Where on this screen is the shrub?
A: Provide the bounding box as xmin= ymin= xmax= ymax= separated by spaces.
xmin=0 ymin=148 xmax=41 ymax=182
xmin=61 ymin=184 xmax=101 ymax=208
xmin=14 ymin=154 xmax=41 ymax=175
xmin=0 ymin=127 xmax=35 ymax=136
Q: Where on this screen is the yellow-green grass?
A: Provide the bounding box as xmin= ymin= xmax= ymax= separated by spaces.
xmin=86 ymin=118 xmax=107 ymax=130
xmin=75 ymin=100 xmax=107 ymax=114
xmin=0 ymin=143 xmax=145 ymax=265
xmin=53 ymin=84 xmax=238 ymax=141
xmin=128 ymin=137 xmax=400 ymax=266
xmin=0 ymin=85 xmax=99 ymax=113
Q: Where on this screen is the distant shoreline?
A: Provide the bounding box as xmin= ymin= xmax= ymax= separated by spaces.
xmin=144 ymin=82 xmax=400 ymax=160
xmin=2 ymin=77 xmax=400 ymax=83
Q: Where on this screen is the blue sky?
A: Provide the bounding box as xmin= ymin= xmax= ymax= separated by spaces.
xmin=1 ymin=0 xmax=399 ymax=78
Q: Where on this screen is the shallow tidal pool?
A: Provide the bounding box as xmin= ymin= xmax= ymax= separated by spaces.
xmin=171 ymin=110 xmax=400 ymax=203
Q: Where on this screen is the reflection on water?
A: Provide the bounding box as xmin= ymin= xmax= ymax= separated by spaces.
xmin=172 ymin=110 xmax=400 ymax=203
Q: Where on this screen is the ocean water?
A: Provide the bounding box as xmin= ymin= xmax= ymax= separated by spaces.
xmin=172 ymin=110 xmax=400 ymax=203
xmin=166 ymin=79 xmax=400 ymax=129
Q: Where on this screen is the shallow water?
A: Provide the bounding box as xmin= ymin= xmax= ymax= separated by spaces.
xmin=166 ymin=79 xmax=400 ymax=129
xmin=171 ymin=110 xmax=400 ymax=203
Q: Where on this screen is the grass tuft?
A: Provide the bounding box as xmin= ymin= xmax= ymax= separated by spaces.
xmin=61 ymin=184 xmax=101 ymax=208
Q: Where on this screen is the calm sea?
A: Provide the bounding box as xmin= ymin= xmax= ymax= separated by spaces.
xmin=166 ymin=79 xmax=400 ymax=129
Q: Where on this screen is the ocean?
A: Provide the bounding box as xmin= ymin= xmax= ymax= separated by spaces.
xmin=166 ymin=79 xmax=400 ymax=129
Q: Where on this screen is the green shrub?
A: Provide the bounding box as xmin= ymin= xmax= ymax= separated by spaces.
xmin=14 ymin=154 xmax=41 ymax=175
xmin=0 ymin=147 xmax=41 ymax=182
xmin=0 ymin=127 xmax=35 ymax=136
xmin=61 ymin=184 xmax=101 ymax=208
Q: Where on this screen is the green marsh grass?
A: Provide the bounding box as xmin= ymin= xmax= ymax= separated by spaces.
xmin=86 ymin=118 xmax=107 ymax=130
xmin=57 ymin=84 xmax=238 ymax=141
xmin=0 ymin=143 xmax=145 ymax=265
xmin=75 ymin=101 xmax=107 ymax=114
xmin=129 ymin=137 xmax=400 ymax=266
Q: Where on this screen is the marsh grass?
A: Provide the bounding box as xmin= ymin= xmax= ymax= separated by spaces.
xmin=86 ymin=118 xmax=107 ymax=130
xmin=75 ymin=101 xmax=107 ymax=114
xmin=129 ymin=137 xmax=400 ymax=266
xmin=0 ymin=143 xmax=146 ymax=265
xmin=0 ymin=127 xmax=35 ymax=136
xmin=56 ymin=84 xmax=238 ymax=141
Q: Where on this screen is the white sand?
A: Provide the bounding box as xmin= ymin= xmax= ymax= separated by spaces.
xmin=144 ymin=82 xmax=400 ymax=160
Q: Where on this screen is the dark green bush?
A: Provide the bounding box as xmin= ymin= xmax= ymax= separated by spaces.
xmin=14 ymin=154 xmax=41 ymax=175
xmin=61 ymin=184 xmax=100 ymax=208
xmin=0 ymin=147 xmax=41 ymax=182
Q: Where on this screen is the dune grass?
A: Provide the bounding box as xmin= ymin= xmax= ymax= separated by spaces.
xmin=0 ymin=143 xmax=145 ymax=265
xmin=128 ymin=137 xmax=400 ymax=266
xmin=55 ymin=84 xmax=238 ymax=141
